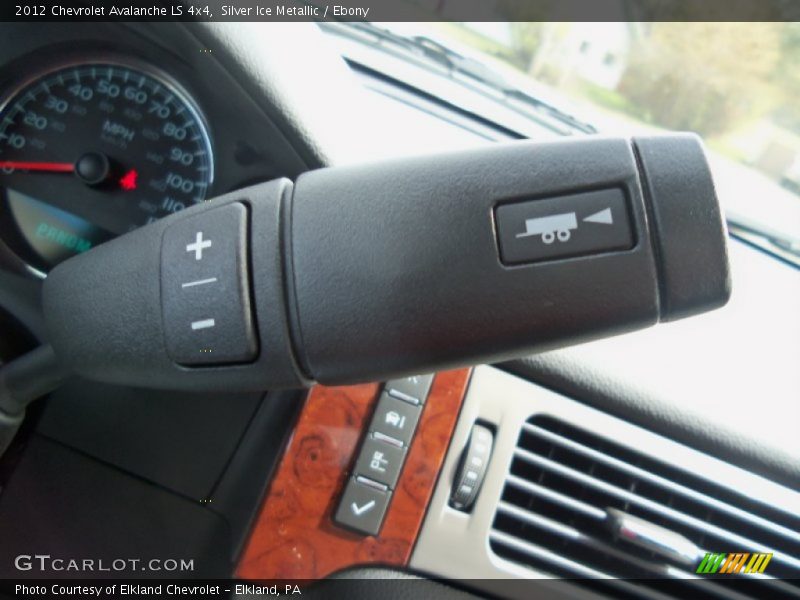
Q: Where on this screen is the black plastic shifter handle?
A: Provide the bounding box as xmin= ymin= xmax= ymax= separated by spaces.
xmin=42 ymin=134 xmax=730 ymax=391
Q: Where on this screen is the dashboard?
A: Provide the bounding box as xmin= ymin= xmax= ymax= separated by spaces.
xmin=0 ymin=20 xmax=798 ymax=599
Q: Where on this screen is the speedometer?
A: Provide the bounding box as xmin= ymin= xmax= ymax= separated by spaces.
xmin=0 ymin=60 xmax=213 ymax=273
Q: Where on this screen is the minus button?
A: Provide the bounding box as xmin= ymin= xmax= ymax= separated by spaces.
xmin=182 ymin=277 xmax=217 ymax=288
xmin=191 ymin=318 xmax=216 ymax=331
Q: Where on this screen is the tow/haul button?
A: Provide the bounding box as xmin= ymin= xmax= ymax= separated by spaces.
xmin=494 ymin=188 xmax=634 ymax=265
xmin=161 ymin=203 xmax=258 ymax=365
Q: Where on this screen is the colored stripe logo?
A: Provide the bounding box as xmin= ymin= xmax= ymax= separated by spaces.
xmin=696 ymin=552 xmax=773 ymax=574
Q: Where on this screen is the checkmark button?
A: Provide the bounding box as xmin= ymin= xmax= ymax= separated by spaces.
xmin=335 ymin=477 xmax=391 ymax=536
xmin=351 ymin=499 xmax=376 ymax=515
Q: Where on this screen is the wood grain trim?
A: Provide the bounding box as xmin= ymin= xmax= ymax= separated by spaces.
xmin=235 ymin=369 xmax=471 ymax=580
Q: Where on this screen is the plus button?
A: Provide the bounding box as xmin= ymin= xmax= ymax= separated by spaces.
xmin=186 ymin=231 xmax=212 ymax=260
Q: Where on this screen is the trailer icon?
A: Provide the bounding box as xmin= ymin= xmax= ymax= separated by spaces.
xmin=515 ymin=212 xmax=578 ymax=244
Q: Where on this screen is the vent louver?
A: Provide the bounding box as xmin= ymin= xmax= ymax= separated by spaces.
xmin=489 ymin=415 xmax=800 ymax=599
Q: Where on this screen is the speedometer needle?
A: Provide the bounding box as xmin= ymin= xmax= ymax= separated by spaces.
xmin=0 ymin=154 xmax=117 ymax=188
xmin=0 ymin=160 xmax=75 ymax=173
xmin=2 ymin=154 xmax=135 ymax=190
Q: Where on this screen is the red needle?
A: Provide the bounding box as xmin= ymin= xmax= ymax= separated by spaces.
xmin=0 ymin=160 xmax=74 ymax=173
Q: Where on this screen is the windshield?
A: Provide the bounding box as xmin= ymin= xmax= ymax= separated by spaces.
xmin=327 ymin=21 xmax=800 ymax=252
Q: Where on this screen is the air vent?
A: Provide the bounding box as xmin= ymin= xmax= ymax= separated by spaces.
xmin=490 ymin=415 xmax=800 ymax=599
